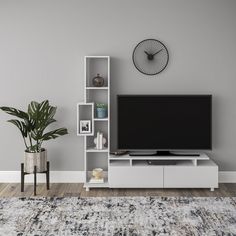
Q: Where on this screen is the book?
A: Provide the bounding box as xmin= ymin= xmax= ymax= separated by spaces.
xmin=89 ymin=177 xmax=104 ymax=184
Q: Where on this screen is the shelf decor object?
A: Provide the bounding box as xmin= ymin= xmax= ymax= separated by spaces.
xmin=77 ymin=56 xmax=110 ymax=191
xmin=79 ymin=120 xmax=91 ymax=134
xmin=94 ymin=132 xmax=106 ymax=150
xmin=92 ymin=73 xmax=105 ymax=87
xmin=89 ymin=168 xmax=104 ymax=183
xmin=96 ymin=103 xmax=107 ymax=118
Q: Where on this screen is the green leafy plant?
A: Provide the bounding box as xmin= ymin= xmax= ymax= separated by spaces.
xmin=96 ymin=103 xmax=107 ymax=109
xmin=0 ymin=100 xmax=68 ymax=153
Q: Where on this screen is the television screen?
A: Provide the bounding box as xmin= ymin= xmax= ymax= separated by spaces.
xmin=117 ymin=95 xmax=212 ymax=150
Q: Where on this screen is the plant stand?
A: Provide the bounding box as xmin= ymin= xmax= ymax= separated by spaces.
xmin=21 ymin=161 xmax=50 ymax=196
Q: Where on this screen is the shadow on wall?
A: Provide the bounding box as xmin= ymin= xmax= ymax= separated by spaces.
xmin=110 ymin=57 xmax=124 ymax=151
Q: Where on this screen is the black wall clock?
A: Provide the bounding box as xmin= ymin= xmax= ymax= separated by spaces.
xmin=132 ymin=39 xmax=169 ymax=75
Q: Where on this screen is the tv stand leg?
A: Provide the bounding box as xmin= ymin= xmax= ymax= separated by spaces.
xmin=86 ymin=187 xmax=90 ymax=192
xmin=210 ymin=188 xmax=214 ymax=192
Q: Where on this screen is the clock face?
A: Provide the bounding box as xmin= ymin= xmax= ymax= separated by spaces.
xmin=132 ymin=39 xmax=169 ymax=75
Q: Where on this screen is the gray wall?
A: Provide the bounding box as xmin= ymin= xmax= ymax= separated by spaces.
xmin=0 ymin=0 xmax=236 ymax=171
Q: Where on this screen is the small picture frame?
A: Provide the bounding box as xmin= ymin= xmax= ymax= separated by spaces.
xmin=80 ymin=120 xmax=91 ymax=134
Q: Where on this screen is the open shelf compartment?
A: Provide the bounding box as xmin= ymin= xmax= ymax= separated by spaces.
xmin=84 ymin=171 xmax=109 ymax=188
xmin=86 ymin=122 xmax=109 ymax=150
xmin=85 ymin=56 xmax=109 ymax=88
xmin=85 ymin=153 xmax=109 ymax=187
xmin=77 ymin=103 xmax=94 ymax=136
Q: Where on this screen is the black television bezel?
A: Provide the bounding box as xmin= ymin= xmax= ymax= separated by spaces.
xmin=117 ymin=94 xmax=212 ymax=151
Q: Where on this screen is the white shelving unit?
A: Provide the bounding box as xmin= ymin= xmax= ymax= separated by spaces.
xmin=78 ymin=56 xmax=110 ymax=191
xmin=77 ymin=56 xmax=218 ymax=191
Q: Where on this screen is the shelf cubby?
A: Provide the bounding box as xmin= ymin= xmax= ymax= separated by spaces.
xmin=85 ymin=57 xmax=109 ymax=87
xmin=86 ymin=90 xmax=108 ymax=110
xmin=86 ymin=123 xmax=109 ymax=150
xmin=86 ymin=153 xmax=108 ymax=171
xmin=77 ymin=103 xmax=94 ymax=136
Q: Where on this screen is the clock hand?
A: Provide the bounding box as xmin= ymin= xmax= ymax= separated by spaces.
xmin=153 ymin=48 xmax=163 ymax=56
xmin=144 ymin=51 xmax=154 ymax=60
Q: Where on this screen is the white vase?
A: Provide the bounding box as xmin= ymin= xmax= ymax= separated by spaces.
xmin=24 ymin=149 xmax=47 ymax=173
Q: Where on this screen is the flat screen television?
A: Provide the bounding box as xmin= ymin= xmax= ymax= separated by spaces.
xmin=117 ymin=95 xmax=212 ymax=154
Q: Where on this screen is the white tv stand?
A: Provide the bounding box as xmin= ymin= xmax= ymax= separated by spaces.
xmin=78 ymin=56 xmax=218 ymax=192
xmin=108 ymin=153 xmax=218 ymax=191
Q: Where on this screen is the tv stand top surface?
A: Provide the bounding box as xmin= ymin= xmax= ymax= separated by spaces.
xmin=129 ymin=151 xmax=200 ymax=157
xmin=109 ymin=153 xmax=209 ymax=161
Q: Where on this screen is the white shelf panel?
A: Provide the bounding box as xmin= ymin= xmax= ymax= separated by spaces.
xmin=84 ymin=177 xmax=109 ymax=188
xmin=84 ymin=182 xmax=109 ymax=188
xmin=131 ymin=160 xmax=194 ymax=167
xmin=130 ymin=157 xmax=209 ymax=161
xmin=109 ymin=156 xmax=130 ymax=161
xmin=86 ymin=147 xmax=109 ymax=153
xmin=85 ymin=56 xmax=110 ymax=58
xmin=109 ymin=153 xmax=209 ymax=161
xmin=84 ymin=182 xmax=110 ymax=188
xmin=110 ymin=160 xmax=130 ymax=167
xmin=86 ymin=87 xmax=108 ymax=90
xmin=94 ymin=118 xmax=108 ymax=121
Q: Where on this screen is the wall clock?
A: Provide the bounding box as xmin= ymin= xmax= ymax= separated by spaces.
xmin=132 ymin=39 xmax=169 ymax=75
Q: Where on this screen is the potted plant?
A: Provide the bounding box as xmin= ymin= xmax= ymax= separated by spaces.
xmin=0 ymin=100 xmax=68 ymax=173
xmin=96 ymin=103 xmax=107 ymax=118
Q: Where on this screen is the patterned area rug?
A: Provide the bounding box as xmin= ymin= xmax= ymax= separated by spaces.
xmin=0 ymin=197 xmax=236 ymax=236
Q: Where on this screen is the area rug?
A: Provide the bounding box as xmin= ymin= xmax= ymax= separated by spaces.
xmin=0 ymin=197 xmax=236 ymax=236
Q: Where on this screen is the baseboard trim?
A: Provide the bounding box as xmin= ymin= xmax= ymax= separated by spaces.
xmin=0 ymin=171 xmax=85 ymax=183
xmin=219 ymin=171 xmax=236 ymax=183
xmin=0 ymin=171 xmax=235 ymax=183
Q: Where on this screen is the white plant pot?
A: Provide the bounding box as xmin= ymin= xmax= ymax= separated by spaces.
xmin=24 ymin=149 xmax=47 ymax=173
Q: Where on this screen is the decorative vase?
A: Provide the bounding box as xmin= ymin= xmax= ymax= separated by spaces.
xmin=96 ymin=108 xmax=107 ymax=118
xmin=92 ymin=74 xmax=104 ymax=87
xmin=24 ymin=149 xmax=47 ymax=173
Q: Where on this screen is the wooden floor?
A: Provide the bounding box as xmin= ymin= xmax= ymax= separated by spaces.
xmin=0 ymin=183 xmax=236 ymax=197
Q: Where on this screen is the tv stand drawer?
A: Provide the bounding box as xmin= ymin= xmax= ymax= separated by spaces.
xmin=109 ymin=166 xmax=163 ymax=188
xmin=164 ymin=162 xmax=218 ymax=188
